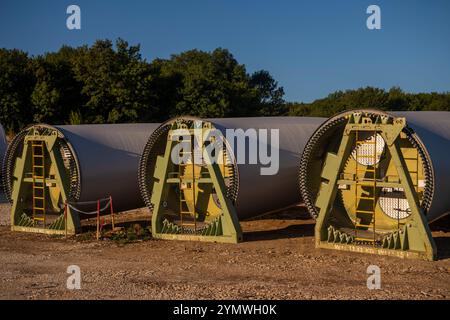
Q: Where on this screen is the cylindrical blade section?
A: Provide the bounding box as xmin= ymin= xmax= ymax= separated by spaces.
xmin=300 ymin=109 xmax=450 ymax=223
xmin=3 ymin=123 xmax=159 ymax=215
xmin=0 ymin=124 xmax=7 ymax=195
xmin=211 ymin=117 xmax=325 ymax=219
xmin=139 ymin=116 xmax=325 ymax=220
xmin=390 ymin=111 xmax=450 ymax=222
xmin=56 ymin=123 xmax=159 ymax=212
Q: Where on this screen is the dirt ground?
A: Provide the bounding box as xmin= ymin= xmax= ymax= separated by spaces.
xmin=0 ymin=205 xmax=449 ymax=300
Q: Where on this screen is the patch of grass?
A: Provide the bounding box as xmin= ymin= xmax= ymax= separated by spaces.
xmin=49 ymin=234 xmax=65 ymax=239
xmin=74 ymin=223 xmax=152 ymax=244
xmin=76 ymin=231 xmax=95 ymax=242
xmin=108 ymin=224 xmax=152 ymax=245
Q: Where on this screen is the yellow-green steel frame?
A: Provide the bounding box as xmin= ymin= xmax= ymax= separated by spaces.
xmin=10 ymin=129 xmax=80 ymax=235
xmin=314 ymin=113 xmax=437 ymax=261
xmin=150 ymin=122 xmax=243 ymax=243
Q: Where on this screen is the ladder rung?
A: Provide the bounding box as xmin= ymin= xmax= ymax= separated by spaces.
xmin=356 ymin=223 xmax=372 ymax=227
xmin=34 ymin=196 xmax=45 ymax=200
xmin=180 ymin=211 xmax=194 ymax=215
xmin=355 ymin=237 xmax=376 ymax=242
xmin=357 ymin=196 xmax=375 ymax=200
xmin=356 ymin=210 xmax=375 ymax=214
xmin=33 ymin=165 xmax=45 ymax=168
xmin=181 ymin=223 xmax=196 ymax=227
xmin=33 ymin=176 xmax=45 ymax=179
xmin=33 ymin=217 xmax=45 ymax=221
xmin=33 ymin=155 xmax=44 ymax=158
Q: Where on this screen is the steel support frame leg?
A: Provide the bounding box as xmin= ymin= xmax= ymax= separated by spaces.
xmin=315 ymin=115 xmax=437 ymax=260
xmin=10 ymin=132 xmax=79 ymax=235
xmin=151 ymin=125 xmax=243 ymax=243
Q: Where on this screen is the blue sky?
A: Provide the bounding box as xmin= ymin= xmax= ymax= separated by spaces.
xmin=1 ymin=0 xmax=449 ymax=102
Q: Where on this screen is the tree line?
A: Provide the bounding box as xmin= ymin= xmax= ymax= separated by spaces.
xmin=288 ymin=87 xmax=450 ymax=117
xmin=0 ymin=38 xmax=284 ymax=133
xmin=1 ymin=38 xmax=449 ymax=134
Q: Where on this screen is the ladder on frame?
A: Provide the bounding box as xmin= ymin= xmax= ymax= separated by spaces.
xmin=31 ymin=141 xmax=46 ymax=227
xmin=354 ymin=131 xmax=378 ymax=244
xmin=178 ymin=137 xmax=197 ymax=231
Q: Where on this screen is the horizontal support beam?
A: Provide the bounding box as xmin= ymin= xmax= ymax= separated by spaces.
xmin=153 ymin=232 xmax=240 ymax=244
xmin=317 ymin=241 xmax=432 ymax=261
xmin=166 ymin=178 xmax=213 ymax=184
xmin=23 ymin=178 xmax=57 ymax=184
xmin=337 ymin=179 xmax=404 ymax=188
xmin=11 ymin=226 xmax=72 ymax=236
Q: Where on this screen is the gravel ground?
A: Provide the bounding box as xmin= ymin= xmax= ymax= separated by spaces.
xmin=0 ymin=206 xmax=449 ymax=300
xmin=0 ymin=202 xmax=9 ymax=226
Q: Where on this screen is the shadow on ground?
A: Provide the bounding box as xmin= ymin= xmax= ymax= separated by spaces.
xmin=435 ymin=236 xmax=450 ymax=260
xmin=244 ymin=222 xmax=314 ymax=242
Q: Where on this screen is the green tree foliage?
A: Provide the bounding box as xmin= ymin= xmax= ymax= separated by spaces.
xmin=30 ymin=46 xmax=84 ymax=124
xmin=1 ymin=39 xmax=449 ymax=133
xmin=0 ymin=49 xmax=35 ymax=131
xmin=288 ymin=87 xmax=450 ymax=117
xmin=0 ymin=40 xmax=286 ymax=131
xmin=156 ymin=48 xmax=261 ymax=118
xmin=250 ymin=70 xmax=286 ymax=116
xmin=71 ymin=38 xmax=159 ymax=123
